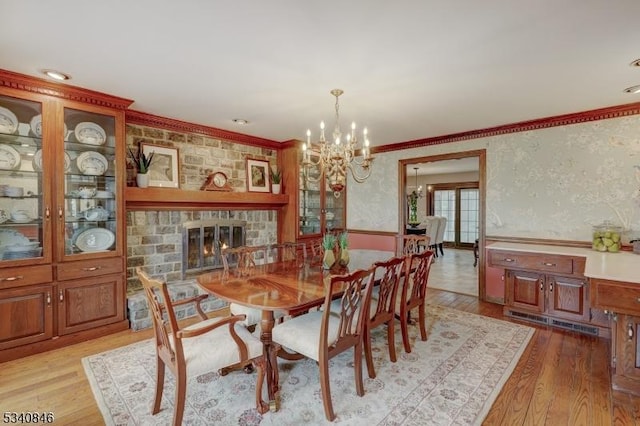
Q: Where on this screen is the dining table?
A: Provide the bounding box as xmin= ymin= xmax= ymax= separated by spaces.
xmin=196 ymin=249 xmax=395 ymax=413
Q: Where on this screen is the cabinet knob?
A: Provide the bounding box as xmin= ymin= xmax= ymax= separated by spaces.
xmin=636 ymin=297 xmax=640 ymax=303
xmin=59 ymin=290 xmax=64 ymax=302
xmin=82 ymin=266 xmax=102 ymax=272
xmin=542 ymin=262 xmax=556 ymax=267
xmin=504 ymin=258 xmax=515 ymax=262
xmin=45 ymin=207 xmax=50 ymax=219
xmin=628 ymin=323 xmax=635 ymax=341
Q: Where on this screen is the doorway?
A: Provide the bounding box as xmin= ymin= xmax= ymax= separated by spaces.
xmin=399 ymin=150 xmax=486 ymax=300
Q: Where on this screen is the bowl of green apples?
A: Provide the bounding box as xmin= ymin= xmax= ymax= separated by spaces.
xmin=592 ymin=221 xmax=623 ymax=253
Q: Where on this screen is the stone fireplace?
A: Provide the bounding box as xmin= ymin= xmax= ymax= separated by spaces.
xmin=182 ymin=219 xmax=246 ymax=277
xmin=126 ymin=209 xmax=277 ymax=330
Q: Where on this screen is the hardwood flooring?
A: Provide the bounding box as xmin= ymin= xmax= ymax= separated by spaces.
xmin=1 ymin=290 xmax=639 ymax=425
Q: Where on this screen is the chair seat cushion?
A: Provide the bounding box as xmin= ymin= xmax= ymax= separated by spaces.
xmin=229 ymin=303 xmax=285 ymax=326
xmin=171 ymin=317 xmax=264 ymax=378
xmin=271 ymin=311 xmax=340 ymax=361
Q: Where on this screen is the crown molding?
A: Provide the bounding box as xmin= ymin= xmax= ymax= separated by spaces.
xmin=0 ymin=69 xmax=133 ymax=110
xmin=126 ymin=109 xmax=281 ymax=149
xmin=372 ymin=102 xmax=640 ymax=154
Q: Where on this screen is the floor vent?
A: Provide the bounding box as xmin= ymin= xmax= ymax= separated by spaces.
xmin=550 ymin=319 xmax=599 ymax=336
xmin=508 ymin=310 xmax=548 ymax=325
xmin=505 ymin=310 xmax=599 ymax=336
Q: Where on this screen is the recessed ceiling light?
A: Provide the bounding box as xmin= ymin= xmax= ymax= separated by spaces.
xmin=41 ymin=69 xmax=71 ymax=81
xmin=623 ymin=85 xmax=640 ymax=94
xmin=232 ymin=118 xmax=249 ymax=125
xmin=630 ymin=59 xmax=640 ymax=67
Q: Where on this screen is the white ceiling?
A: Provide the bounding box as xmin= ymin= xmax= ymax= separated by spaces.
xmin=2 ymin=1 xmax=640 ymax=148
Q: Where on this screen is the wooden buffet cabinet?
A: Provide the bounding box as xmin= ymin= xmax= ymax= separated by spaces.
xmin=591 ymin=278 xmax=640 ymax=395
xmin=0 ymin=71 xmax=132 ymax=362
xmin=488 ymin=247 xmax=608 ymax=337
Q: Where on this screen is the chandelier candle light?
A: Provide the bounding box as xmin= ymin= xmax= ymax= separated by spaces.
xmin=302 ymin=89 xmax=374 ymax=197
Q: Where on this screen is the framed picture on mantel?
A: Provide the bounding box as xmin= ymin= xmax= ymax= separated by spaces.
xmin=141 ymin=143 xmax=180 ymax=188
xmin=246 ymin=158 xmax=270 ymax=193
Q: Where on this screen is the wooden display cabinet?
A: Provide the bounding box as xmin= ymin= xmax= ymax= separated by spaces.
xmin=279 ymin=141 xmax=346 ymax=243
xmin=0 ymin=70 xmax=132 ymax=362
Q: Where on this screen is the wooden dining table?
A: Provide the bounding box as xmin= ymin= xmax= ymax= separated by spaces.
xmin=196 ymin=249 xmax=395 ymax=413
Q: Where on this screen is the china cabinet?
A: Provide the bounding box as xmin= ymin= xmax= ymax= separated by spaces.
xmin=0 ymin=71 xmax=132 ymax=361
xmin=280 ymin=142 xmax=346 ymax=243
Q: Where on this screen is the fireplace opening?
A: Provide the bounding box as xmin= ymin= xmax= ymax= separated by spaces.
xmin=182 ymin=219 xmax=246 ymax=277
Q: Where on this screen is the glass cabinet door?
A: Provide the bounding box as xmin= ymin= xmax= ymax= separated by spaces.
xmin=0 ymin=95 xmax=48 ymax=263
xmin=324 ymin=179 xmax=345 ymax=232
xmin=62 ymin=107 xmax=117 ymax=257
xmin=299 ymin=169 xmax=322 ymax=236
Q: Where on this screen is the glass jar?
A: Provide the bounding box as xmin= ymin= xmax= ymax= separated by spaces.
xmin=592 ymin=221 xmax=623 ymax=253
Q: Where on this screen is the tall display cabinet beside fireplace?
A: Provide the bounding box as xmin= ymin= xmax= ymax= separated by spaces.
xmin=0 ymin=71 xmax=133 ymax=362
xmin=279 ymin=141 xmax=346 ymax=245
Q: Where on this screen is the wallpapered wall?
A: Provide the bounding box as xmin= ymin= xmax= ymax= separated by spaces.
xmin=347 ymin=115 xmax=640 ymax=243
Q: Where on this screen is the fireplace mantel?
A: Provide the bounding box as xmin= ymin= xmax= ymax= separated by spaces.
xmin=125 ymin=187 xmax=289 ymax=211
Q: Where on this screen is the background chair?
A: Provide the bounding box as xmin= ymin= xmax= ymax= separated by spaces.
xmin=397 ymin=250 xmax=435 ymax=353
xmin=434 ymin=216 xmax=447 ymax=257
xmin=271 ymin=267 xmax=375 ymax=421
xmin=423 ymin=216 xmax=440 ymax=256
xmin=401 ymin=234 xmax=430 ymax=256
xmin=364 ymin=256 xmax=405 ymax=379
xmin=136 ymin=267 xmax=267 ymax=425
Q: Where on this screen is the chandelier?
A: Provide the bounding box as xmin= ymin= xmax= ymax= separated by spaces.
xmin=409 ymin=167 xmax=423 ymax=199
xmin=301 ymin=89 xmax=374 ymax=197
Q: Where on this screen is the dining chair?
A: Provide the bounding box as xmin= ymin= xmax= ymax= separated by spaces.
xmin=135 ymin=267 xmax=267 ymax=425
xmin=229 ymin=244 xmax=286 ymax=327
xmin=397 ymin=250 xmax=435 ymax=353
xmin=434 ymin=216 xmax=447 ymax=256
xmin=307 ymin=237 xmax=324 ymax=266
xmin=271 ymin=267 xmax=376 ymax=421
xmin=401 ymin=234 xmax=430 ymax=255
xmin=364 ymin=256 xmax=405 ymax=379
xmin=423 ymin=216 xmax=440 ymax=256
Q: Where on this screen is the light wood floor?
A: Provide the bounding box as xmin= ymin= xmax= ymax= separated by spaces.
xmin=1 ymin=290 xmax=639 ymax=425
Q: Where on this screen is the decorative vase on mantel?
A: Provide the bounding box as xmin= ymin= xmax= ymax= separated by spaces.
xmin=271 ymin=183 xmax=281 ymax=194
xmin=136 ymin=172 xmax=149 ymax=188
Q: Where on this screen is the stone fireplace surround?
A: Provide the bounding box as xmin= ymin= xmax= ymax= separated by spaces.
xmin=126 ymin=209 xmax=277 ymax=330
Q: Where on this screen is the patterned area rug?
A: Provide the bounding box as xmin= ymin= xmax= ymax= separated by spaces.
xmin=82 ymin=305 xmax=533 ymax=425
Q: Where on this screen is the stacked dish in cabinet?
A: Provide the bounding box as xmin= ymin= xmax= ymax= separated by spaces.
xmin=63 ymin=108 xmax=117 ymax=254
xmin=0 ymin=97 xmax=45 ymax=261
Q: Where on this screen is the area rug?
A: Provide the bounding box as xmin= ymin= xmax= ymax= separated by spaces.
xmin=82 ymin=305 xmax=534 ymax=425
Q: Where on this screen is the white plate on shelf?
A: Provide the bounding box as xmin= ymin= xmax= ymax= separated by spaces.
xmin=29 ymin=114 xmax=67 ymax=138
xmin=0 ymin=106 xmax=18 ymax=135
xmin=74 ymin=122 xmax=106 ymax=146
xmin=74 ymin=227 xmax=115 ymax=252
xmin=32 ymin=149 xmax=71 ymax=172
xmin=0 ymin=229 xmax=30 ymax=247
xmin=5 ymin=242 xmax=39 ymax=252
xmin=0 ymin=144 xmax=21 ymax=170
xmin=10 ymin=218 xmax=33 ymax=224
xmin=76 ymin=151 xmax=108 ymax=175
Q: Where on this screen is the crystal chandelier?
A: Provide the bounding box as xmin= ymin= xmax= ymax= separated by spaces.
xmin=301 ymin=89 xmax=374 ymax=197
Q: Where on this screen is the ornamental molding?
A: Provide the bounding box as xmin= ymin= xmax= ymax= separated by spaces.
xmin=372 ymin=102 xmax=640 ymax=154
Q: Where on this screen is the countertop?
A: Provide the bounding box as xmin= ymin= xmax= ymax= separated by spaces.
xmin=487 ymin=242 xmax=640 ymax=284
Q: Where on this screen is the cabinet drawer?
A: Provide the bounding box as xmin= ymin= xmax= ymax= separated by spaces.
xmin=57 ymin=257 xmax=123 ymax=281
xmin=0 ymin=265 xmax=53 ymax=289
xmin=488 ymin=250 xmax=573 ymax=274
xmin=591 ymin=278 xmax=640 ymax=316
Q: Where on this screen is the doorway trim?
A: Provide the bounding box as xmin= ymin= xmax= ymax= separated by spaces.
xmin=399 ymin=149 xmax=487 ymax=300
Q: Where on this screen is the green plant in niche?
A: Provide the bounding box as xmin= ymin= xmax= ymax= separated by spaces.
xmin=270 ymin=167 xmax=281 ymax=184
xmin=128 ymin=148 xmax=154 ymax=174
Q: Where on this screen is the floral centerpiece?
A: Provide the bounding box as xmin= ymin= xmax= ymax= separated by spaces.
xmin=407 ymin=191 xmax=420 ymax=227
xmin=338 ymin=231 xmax=349 ymax=266
xmin=322 ymin=233 xmax=337 ymax=269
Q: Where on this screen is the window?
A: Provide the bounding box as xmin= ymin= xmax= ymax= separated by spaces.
xmin=433 ymin=185 xmax=479 ymax=247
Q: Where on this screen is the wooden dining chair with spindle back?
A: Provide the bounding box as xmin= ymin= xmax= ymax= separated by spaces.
xmin=271 ymin=267 xmax=376 ymax=421
xmin=364 ymin=255 xmax=406 ymax=379
xmin=136 ymin=267 xmax=267 ymax=425
xmin=397 ymin=249 xmax=435 ymax=353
